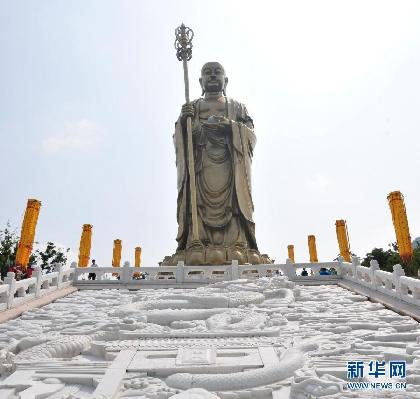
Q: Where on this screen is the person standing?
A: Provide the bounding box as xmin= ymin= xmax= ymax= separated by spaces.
xmin=88 ymin=259 xmax=98 ymax=280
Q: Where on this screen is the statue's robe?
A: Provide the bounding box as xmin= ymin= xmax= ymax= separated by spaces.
xmin=174 ymin=97 xmax=258 ymax=252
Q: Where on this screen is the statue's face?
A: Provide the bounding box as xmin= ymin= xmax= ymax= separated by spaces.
xmin=200 ymin=62 xmax=227 ymax=94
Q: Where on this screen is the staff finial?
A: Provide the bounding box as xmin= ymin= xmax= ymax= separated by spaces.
xmin=174 ymin=23 xmax=194 ymax=62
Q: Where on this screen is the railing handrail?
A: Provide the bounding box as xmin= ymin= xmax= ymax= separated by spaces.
xmin=71 ymin=261 xmax=343 ymax=285
xmin=0 ymin=264 xmax=74 ymax=311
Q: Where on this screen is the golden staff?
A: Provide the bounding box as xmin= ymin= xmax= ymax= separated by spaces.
xmin=174 ymin=23 xmax=201 ymax=247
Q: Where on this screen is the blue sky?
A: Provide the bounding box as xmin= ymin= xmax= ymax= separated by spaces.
xmin=1 ymin=0 xmax=420 ymax=266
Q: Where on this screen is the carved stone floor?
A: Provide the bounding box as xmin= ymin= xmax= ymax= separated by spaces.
xmin=1 ymin=277 xmax=420 ymax=398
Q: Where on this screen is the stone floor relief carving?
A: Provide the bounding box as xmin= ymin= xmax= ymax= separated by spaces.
xmin=1 ymin=276 xmax=420 ymax=398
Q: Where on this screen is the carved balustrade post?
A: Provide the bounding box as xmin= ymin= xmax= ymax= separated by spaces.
xmin=5 ymin=272 xmax=16 ymax=309
xmin=55 ymin=263 xmax=64 ymax=288
xmin=231 ymin=260 xmax=239 ymax=281
xmin=336 ymin=255 xmax=344 ymax=277
xmin=32 ymin=266 xmax=43 ymax=297
xmin=369 ymin=260 xmax=380 ymax=290
xmin=123 ymin=261 xmax=130 ymax=283
xmin=176 ymin=261 xmax=185 ymax=283
xmin=70 ymin=261 xmax=78 ymax=284
xmin=284 ymin=258 xmax=295 ymax=280
xmin=392 ymin=264 xmax=405 ymax=299
xmin=351 ymin=255 xmax=360 ymax=281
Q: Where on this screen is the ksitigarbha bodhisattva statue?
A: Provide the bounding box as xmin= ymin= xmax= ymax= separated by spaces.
xmin=161 ymin=25 xmax=271 ymax=266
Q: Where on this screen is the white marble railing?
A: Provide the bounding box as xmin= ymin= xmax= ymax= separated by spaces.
xmin=71 ymin=259 xmax=343 ymax=287
xmin=0 ymin=264 xmax=74 ymax=311
xmin=340 ymin=256 xmax=420 ymax=307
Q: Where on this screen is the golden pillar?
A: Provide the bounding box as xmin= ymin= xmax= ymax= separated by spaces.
xmin=308 ymin=235 xmax=318 ymax=263
xmin=133 ymin=246 xmax=142 ymax=278
xmin=15 ymin=199 xmax=42 ymax=270
xmin=135 ymin=247 xmax=142 ymax=268
xmin=387 ymin=191 xmax=413 ymax=263
xmin=335 ymin=219 xmax=351 ymax=262
xmin=112 ymin=239 xmax=122 ymax=267
xmin=78 ymin=224 xmax=92 ymax=267
xmin=287 ymin=245 xmax=295 ymax=263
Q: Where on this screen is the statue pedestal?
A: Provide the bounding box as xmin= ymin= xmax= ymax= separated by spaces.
xmin=161 ymin=245 xmax=272 ymax=266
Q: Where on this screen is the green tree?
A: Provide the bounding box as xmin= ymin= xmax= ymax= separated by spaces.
xmin=406 ymin=246 xmax=420 ymax=276
xmin=0 ymin=222 xmax=19 ymax=278
xmin=412 ymin=246 xmax=420 ymax=271
xmin=361 ymin=246 xmax=399 ymax=273
xmin=362 ymin=242 xmax=420 ymax=276
xmin=35 ymin=242 xmax=70 ymax=273
xmin=0 ymin=222 xmax=69 ymax=278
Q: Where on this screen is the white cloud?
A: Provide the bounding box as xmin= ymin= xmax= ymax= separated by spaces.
xmin=42 ymin=118 xmax=100 ymax=153
xmin=305 ymin=174 xmax=330 ymax=190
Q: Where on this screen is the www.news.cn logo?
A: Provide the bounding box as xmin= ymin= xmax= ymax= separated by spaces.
xmin=346 ymin=361 xmax=407 ymax=391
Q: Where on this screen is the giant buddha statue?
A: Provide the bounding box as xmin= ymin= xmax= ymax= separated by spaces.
xmin=162 ymin=62 xmax=271 ymax=266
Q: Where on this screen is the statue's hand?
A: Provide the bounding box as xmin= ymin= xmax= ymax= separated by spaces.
xmin=181 ymin=103 xmax=194 ymax=121
xmin=202 ymin=117 xmax=231 ymax=133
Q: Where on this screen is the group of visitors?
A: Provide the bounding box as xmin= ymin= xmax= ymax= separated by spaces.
xmin=1 ymin=260 xmax=100 ymax=283
xmin=300 ymin=267 xmax=337 ymax=276
xmin=7 ymin=264 xmax=32 ymax=280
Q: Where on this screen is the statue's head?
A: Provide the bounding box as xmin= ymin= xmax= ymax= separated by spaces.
xmin=200 ymin=62 xmax=228 ymax=95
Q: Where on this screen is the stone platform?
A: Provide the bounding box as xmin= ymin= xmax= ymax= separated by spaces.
xmin=1 ymin=275 xmax=420 ymax=398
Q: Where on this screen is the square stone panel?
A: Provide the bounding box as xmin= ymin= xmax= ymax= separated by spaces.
xmin=128 ymin=347 xmax=263 ymax=377
xmin=176 ymin=347 xmax=216 ymax=365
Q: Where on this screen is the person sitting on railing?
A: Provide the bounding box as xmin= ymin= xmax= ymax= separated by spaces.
xmin=301 ymin=268 xmax=308 ymax=276
xmin=8 ymin=264 xmax=25 ymax=281
xmin=88 ymin=259 xmax=98 ymax=280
